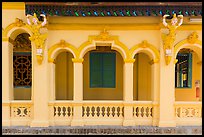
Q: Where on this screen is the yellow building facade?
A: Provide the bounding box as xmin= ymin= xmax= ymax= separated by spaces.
xmin=2 ymin=2 xmax=202 ymax=127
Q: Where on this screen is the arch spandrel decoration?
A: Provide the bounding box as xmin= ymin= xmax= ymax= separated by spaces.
xmin=129 ymin=40 xmax=160 ymax=64
xmin=2 ymin=18 xmax=33 ymax=40
xmin=48 ymin=40 xmax=78 ymax=63
xmin=174 ymin=32 xmax=202 ymax=64
xmin=78 ymin=29 xmax=130 ymax=60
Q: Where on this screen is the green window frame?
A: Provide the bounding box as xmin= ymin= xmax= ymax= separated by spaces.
xmin=175 ymin=53 xmax=192 ymax=88
xmin=90 ymin=52 xmax=116 ymax=88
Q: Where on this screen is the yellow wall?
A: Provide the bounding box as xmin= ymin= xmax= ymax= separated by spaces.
xmin=55 ymin=52 xmax=73 ymax=100
xmin=175 ymin=52 xmax=201 ymax=101
xmin=133 ymin=53 xmax=152 ymax=100
xmin=83 ymin=51 xmax=123 ymax=100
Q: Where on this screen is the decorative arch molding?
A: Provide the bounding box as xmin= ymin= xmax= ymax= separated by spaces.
xmin=48 ymin=40 xmax=78 ymax=63
xmin=78 ymin=30 xmax=130 ymax=60
xmin=2 ymin=18 xmax=33 ymax=40
xmin=174 ymin=32 xmax=202 ymax=63
xmin=129 ymin=40 xmax=160 ymax=63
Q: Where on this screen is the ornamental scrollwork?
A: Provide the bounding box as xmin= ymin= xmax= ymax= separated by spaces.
xmin=14 ymin=18 xmax=25 ymax=27
xmin=95 ymin=27 xmax=114 ymax=41
xmin=162 ymin=14 xmax=183 ymax=65
xmin=26 ymin=13 xmax=48 ymax=64
xmin=187 ymin=31 xmax=199 ymax=44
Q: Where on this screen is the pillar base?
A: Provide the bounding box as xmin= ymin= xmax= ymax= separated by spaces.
xmin=158 ymin=120 xmax=176 ymax=127
xmin=30 ymin=120 xmax=49 ymax=127
xmin=71 ymin=119 xmax=84 ymax=126
xmin=152 ymin=118 xmax=159 ymax=126
xmin=123 ymin=119 xmax=135 ymax=126
xmin=2 ymin=120 xmax=11 ymax=126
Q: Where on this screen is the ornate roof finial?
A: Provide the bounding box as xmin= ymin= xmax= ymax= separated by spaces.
xmin=171 ymin=14 xmax=178 ymax=21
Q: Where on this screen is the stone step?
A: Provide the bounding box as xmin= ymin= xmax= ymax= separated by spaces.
xmin=2 ymin=126 xmax=202 ymax=135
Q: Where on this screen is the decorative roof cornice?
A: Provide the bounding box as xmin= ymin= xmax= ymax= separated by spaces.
xmin=25 ymin=3 xmax=202 ymax=17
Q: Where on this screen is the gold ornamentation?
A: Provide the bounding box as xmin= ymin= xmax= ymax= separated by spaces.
xmin=138 ymin=40 xmax=149 ymax=48
xmin=95 ymin=28 xmax=113 ymax=41
xmin=72 ymin=58 xmax=84 ymax=63
xmin=48 ymin=40 xmax=78 ymax=63
xmin=197 ymin=61 xmax=202 ymax=65
xmin=129 ymin=40 xmax=160 ymax=63
xmin=187 ymin=32 xmax=199 ymax=44
xmin=174 ymin=59 xmax=178 ymax=64
xmin=59 ymin=40 xmax=66 ymax=47
xmin=26 ymin=13 xmax=48 ymax=64
xmin=124 ymin=58 xmax=135 ymax=63
xmin=162 ymin=14 xmax=183 ymax=65
xmin=14 ymin=18 xmax=25 ymax=27
xmin=48 ymin=58 xmax=55 ymax=64
xmin=174 ymin=38 xmax=202 ymax=64
xmin=149 ymin=58 xmax=160 ymax=65
xmin=78 ymin=31 xmax=130 ymax=60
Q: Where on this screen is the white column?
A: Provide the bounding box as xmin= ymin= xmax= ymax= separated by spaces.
xmin=71 ymin=59 xmax=84 ymax=126
xmin=30 ymin=42 xmax=49 ymax=127
xmin=123 ymin=61 xmax=135 ymax=126
xmin=2 ymin=40 xmax=13 ymax=126
xmin=151 ymin=62 xmax=160 ymax=126
xmin=158 ymin=42 xmax=176 ymax=127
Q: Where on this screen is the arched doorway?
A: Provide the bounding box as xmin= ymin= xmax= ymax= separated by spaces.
xmin=55 ymin=51 xmax=74 ymax=100
xmin=83 ymin=46 xmax=123 ymax=100
xmin=133 ymin=53 xmax=152 ymax=101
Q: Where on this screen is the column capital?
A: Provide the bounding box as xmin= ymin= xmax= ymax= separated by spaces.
xmin=149 ymin=59 xmax=159 ymax=65
xmin=48 ymin=58 xmax=55 ymax=64
xmin=2 ymin=37 xmax=9 ymax=42
xmin=124 ymin=58 xmax=135 ymax=63
xmin=72 ymin=58 xmax=84 ymax=63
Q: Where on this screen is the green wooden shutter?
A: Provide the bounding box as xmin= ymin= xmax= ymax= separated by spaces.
xmin=90 ymin=52 xmax=116 ymax=88
xmin=188 ymin=53 xmax=192 ymax=88
xmin=102 ymin=53 xmax=116 ymax=88
xmin=90 ymin=53 xmax=103 ymax=87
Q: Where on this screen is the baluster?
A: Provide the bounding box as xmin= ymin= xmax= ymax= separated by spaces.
xmin=93 ymin=106 xmax=97 ymax=118
xmin=146 ymin=107 xmax=149 ymax=118
xmin=120 ymin=106 xmax=123 ymax=117
xmin=104 ymin=106 xmax=108 ymax=117
xmin=84 ymin=106 xmax=87 ymax=117
xmin=138 ymin=106 xmax=141 ymax=118
xmin=67 ymin=107 xmax=70 ymax=117
xmin=132 ymin=106 xmax=135 ymax=117
xmin=117 ymin=107 xmax=120 ymax=117
xmin=107 ymin=106 xmax=111 ymax=117
xmin=59 ymin=106 xmax=62 ymax=117
xmin=111 ymin=106 xmax=117 ymax=117
xmin=91 ymin=106 xmax=95 ymax=117
xmin=71 ymin=106 xmax=74 ymax=116
xmin=175 ymin=107 xmax=178 ymax=118
xmin=99 ymin=106 xmax=103 ymax=117
xmin=181 ymin=107 xmax=186 ymax=117
xmin=55 ymin=106 xmax=59 ymax=117
xmin=143 ymin=106 xmax=147 ymax=118
xmin=96 ymin=106 xmax=100 ymax=117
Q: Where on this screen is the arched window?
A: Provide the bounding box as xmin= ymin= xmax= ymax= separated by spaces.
xmin=12 ymin=33 xmax=32 ymax=100
xmin=175 ymin=49 xmax=192 ymax=88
